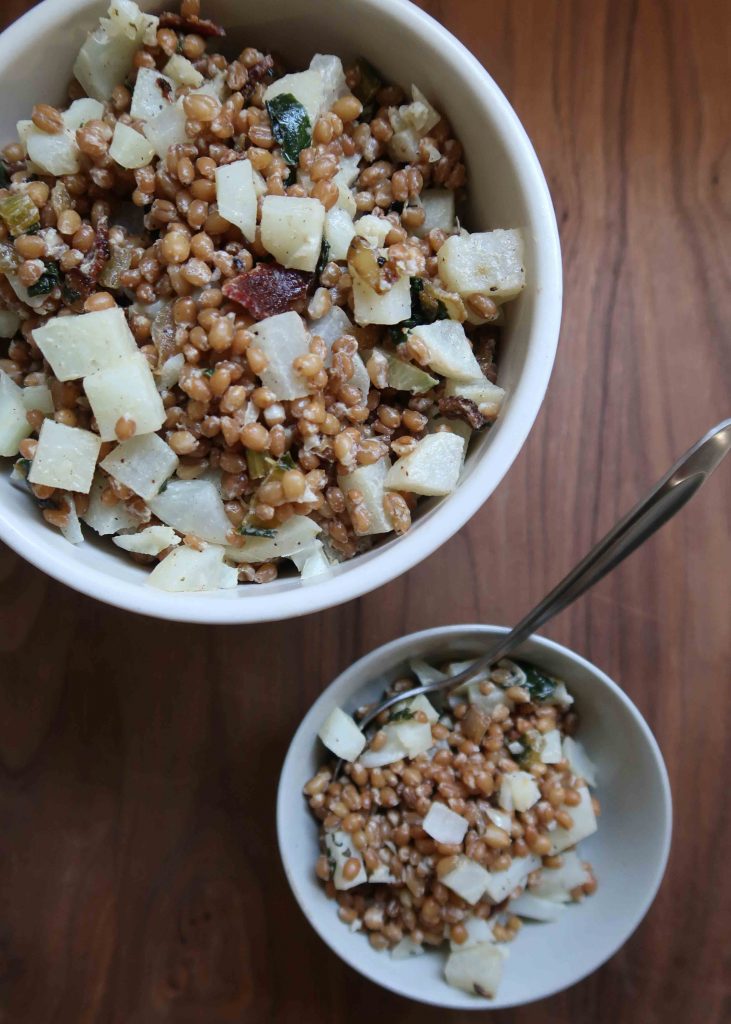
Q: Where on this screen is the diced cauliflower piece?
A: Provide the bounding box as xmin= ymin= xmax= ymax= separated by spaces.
xmin=163 ymin=53 xmax=204 ymax=88
xmin=215 ymin=159 xmax=258 ymax=242
xmin=498 ymin=771 xmax=541 ymax=813
xmin=445 ymin=942 xmax=506 ymax=999
xmin=408 ymin=320 xmax=482 ymax=381
xmin=148 ymin=544 xmax=238 ymax=592
xmin=352 ymin=273 xmax=411 ymax=326
xmin=33 ymin=306 xmax=138 ymax=382
xmin=148 ymin=478 xmax=232 ymax=545
xmin=324 ymin=830 xmax=367 ymax=890
xmin=101 ymin=432 xmax=178 ymax=500
xmin=441 ymin=856 xmax=490 ymax=905
xmin=82 ymin=472 xmax=138 ymax=535
xmin=318 ymin=708 xmax=366 ymax=762
xmin=109 ymin=122 xmax=155 ymax=169
xmin=84 ymin=353 xmax=166 ymax=441
xmin=260 ymin=196 xmax=325 ymax=272
xmin=28 ymin=419 xmax=100 ymax=493
xmin=549 ymin=786 xmax=597 ymax=853
xmin=385 ymin=432 xmax=464 ymax=496
xmin=562 ymin=736 xmax=598 ymax=787
xmin=247 ymin=311 xmax=310 ymax=400
xmin=0 ymin=371 xmax=31 ymax=457
xmin=340 ymin=458 xmax=394 ymax=535
xmin=225 ymin=515 xmax=321 ymax=564
xmin=530 ymin=850 xmax=590 ymax=901
xmin=113 ymin=525 xmax=180 ymax=556
xmin=422 ymin=802 xmax=469 ymax=845
xmin=438 ymin=228 xmax=525 ymax=304
xmin=73 ymin=0 xmax=159 ymax=101
xmin=482 ymin=854 xmax=541 ymax=904
xmin=444 ymin=376 xmax=506 ymax=420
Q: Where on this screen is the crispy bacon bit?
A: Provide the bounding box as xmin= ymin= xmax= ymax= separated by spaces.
xmin=437 ymin=395 xmax=487 ymax=430
xmin=242 ymin=55 xmax=274 ymax=99
xmin=222 ymin=263 xmax=312 ymax=319
xmin=64 ymin=215 xmax=110 ymax=303
xmin=473 ymin=329 xmax=498 ymax=383
xmin=158 ymin=11 xmax=226 ymax=36
xmin=157 ymin=76 xmax=173 ymax=101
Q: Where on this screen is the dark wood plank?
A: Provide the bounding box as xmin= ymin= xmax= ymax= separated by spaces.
xmin=0 ymin=1 xmax=729 ymax=1022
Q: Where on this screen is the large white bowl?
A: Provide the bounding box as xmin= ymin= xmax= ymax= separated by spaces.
xmin=0 ymin=0 xmax=561 ymax=622
xmin=278 ymin=626 xmax=672 ymax=1009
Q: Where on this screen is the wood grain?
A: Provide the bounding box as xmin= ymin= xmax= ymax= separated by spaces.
xmin=1 ymin=2 xmax=729 ymax=1022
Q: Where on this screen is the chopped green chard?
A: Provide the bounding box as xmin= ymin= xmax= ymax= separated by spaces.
xmin=315 ymin=238 xmax=331 ymax=279
xmin=239 ymin=525 xmax=277 ymax=539
xmin=0 ymin=193 xmax=40 ymax=236
xmin=265 ymin=93 xmax=311 ymax=165
xmin=202 ymin=368 xmax=215 ymax=377
xmin=246 ymin=449 xmax=270 ymax=479
xmin=352 ymin=57 xmax=381 ymax=116
xmin=389 ymin=706 xmax=415 ymax=722
xmin=387 ymin=276 xmax=450 ymax=343
xmin=516 ymin=661 xmax=557 ymax=702
xmin=385 ymin=352 xmax=438 ymax=394
xmin=27 ymin=261 xmax=61 ymax=298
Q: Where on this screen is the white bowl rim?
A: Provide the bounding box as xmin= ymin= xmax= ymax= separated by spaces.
xmin=277 ymin=625 xmax=673 ymax=1009
xmin=0 ymin=0 xmax=562 ymax=623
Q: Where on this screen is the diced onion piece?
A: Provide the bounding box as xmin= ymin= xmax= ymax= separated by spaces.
xmin=318 ymin=707 xmax=366 ymax=762
xmin=23 ymin=123 xmax=80 ymax=175
xmin=482 ymin=854 xmax=541 ymax=904
xmin=163 ymin=53 xmax=204 ymax=88
xmin=148 ymin=478 xmax=232 ymax=545
xmin=562 ymin=736 xmax=598 ymax=786
xmin=148 ymin=544 xmax=238 ymax=592
xmin=340 ymin=458 xmax=394 ymax=535
xmin=431 ymin=415 xmax=472 ymax=446
xmin=444 ymin=942 xmax=506 ymax=999
xmin=101 ymin=432 xmax=178 ymax=500
xmin=158 ymin=352 xmax=185 ymax=389
xmin=530 ymin=850 xmax=590 ymax=902
xmin=113 ymin=525 xmax=180 ymax=556
xmin=438 ymin=228 xmax=525 ymax=304
xmin=441 ymin=856 xmax=491 ymax=905
xmin=324 ymin=830 xmax=367 ymax=890
xmin=444 ymin=376 xmax=506 ymax=421
xmin=391 ymin=937 xmax=424 ymax=959
xmin=415 ymin=189 xmax=456 ymax=238
xmin=21 ymin=383 xmax=54 ymax=416
xmin=130 ymin=67 xmax=175 ymax=120
xmin=358 ymin=723 xmax=408 ymax=768
xmin=33 ymin=306 xmax=138 ymax=382
xmin=309 ymin=53 xmax=348 ymax=111
xmin=509 ymin=892 xmax=566 ymax=922
xmin=408 ymin=320 xmax=482 ymax=381
xmin=58 ymin=493 xmax=84 ymax=545
xmin=391 ymin=692 xmax=439 ymax=724
xmin=192 ymin=71 xmax=228 ymax=102
xmin=409 ymin=658 xmax=446 ymax=687
xmin=498 ymin=771 xmax=541 ymax=813
xmin=109 ymin=122 xmax=156 ymax=169
xmin=225 ymin=514 xmax=321 ymax=564
xmin=215 ymin=159 xmax=257 ymax=242
xmin=381 ymin=350 xmax=438 ymax=394
xmin=28 ymin=419 xmax=101 ymax=493
xmin=547 ymin=681 xmax=574 ymax=709
xmin=143 ymin=100 xmax=188 ymax=159
xmin=62 ymin=98 xmax=105 ymax=131
xmin=449 ymin=916 xmax=496 ymax=951
xmin=297 ymin=544 xmax=332 ymax=579
xmin=82 ymin=472 xmax=138 ymax=535
xmin=549 ymin=786 xmax=597 ymax=853
xmin=248 ymin=310 xmax=310 ymax=400
xmin=485 ymin=806 xmax=513 ymax=834
xmin=84 ymin=353 xmax=165 ymax=442
xmin=260 ymin=196 xmax=325 ymax=272
xmin=264 ymin=69 xmax=324 ymax=125
xmin=422 ymin=802 xmax=469 ymax=845
xmin=385 ymin=432 xmax=464 ymax=496
xmin=73 ymin=0 xmax=159 ymax=101
xmin=324 ymin=206 xmax=355 ymax=261
xmin=352 ymin=272 xmax=411 ymax=326
xmin=392 ymin=718 xmax=433 ymax=757
xmin=355 ymin=214 xmax=390 ymax=247
xmin=535 ymin=728 xmax=562 ymax=764
xmin=0 ymin=310 xmax=20 ymax=338
xmin=0 ymin=370 xmax=31 ymax=456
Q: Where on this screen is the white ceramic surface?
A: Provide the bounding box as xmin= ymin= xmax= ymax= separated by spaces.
xmin=0 ymin=0 xmax=562 ymax=622
xmin=277 ymin=626 xmax=672 ymax=1009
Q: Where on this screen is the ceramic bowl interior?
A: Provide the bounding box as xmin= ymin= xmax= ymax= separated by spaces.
xmin=277 ymin=626 xmax=672 ymax=1009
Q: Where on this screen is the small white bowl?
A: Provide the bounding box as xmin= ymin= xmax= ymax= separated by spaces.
xmin=0 ymin=0 xmax=561 ymax=623
xmin=277 ymin=626 xmax=672 ymax=1009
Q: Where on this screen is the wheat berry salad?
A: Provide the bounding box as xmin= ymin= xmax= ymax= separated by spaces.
xmin=0 ymin=0 xmax=525 ymax=592
xmin=305 ymin=658 xmax=600 ymax=999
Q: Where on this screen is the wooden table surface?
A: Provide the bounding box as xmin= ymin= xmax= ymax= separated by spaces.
xmin=1 ymin=1 xmax=729 ymax=1021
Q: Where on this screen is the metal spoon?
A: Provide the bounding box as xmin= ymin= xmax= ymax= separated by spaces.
xmin=347 ymin=417 xmax=731 ymax=744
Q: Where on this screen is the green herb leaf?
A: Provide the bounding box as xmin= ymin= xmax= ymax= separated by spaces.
xmin=389 ymin=706 xmax=415 ymax=722
xmin=202 ymin=368 xmax=215 ymax=377
xmin=27 ymin=261 xmax=61 ymax=297
xmin=315 ymin=238 xmax=331 ymax=280
xmin=387 ymin=276 xmax=450 ymax=344
xmin=275 ymin=451 xmax=296 ymax=471
xmin=239 ymin=525 xmax=277 ymax=539
xmin=515 ymin=661 xmax=557 ymax=702
xmin=14 ymin=457 xmax=32 ymax=476
xmin=352 ymin=58 xmax=382 ymax=107
xmin=266 ymin=92 xmax=311 ymax=166
xmin=0 ymin=163 xmax=9 ymax=189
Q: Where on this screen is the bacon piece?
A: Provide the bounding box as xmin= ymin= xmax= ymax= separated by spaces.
xmin=158 ymin=12 xmax=225 ymax=36
xmin=437 ymin=395 xmax=488 ymax=430
xmin=222 ymin=263 xmax=312 ymax=319
xmin=64 ymin=215 xmax=110 ymax=303
xmin=243 ymin=55 xmax=274 ymax=99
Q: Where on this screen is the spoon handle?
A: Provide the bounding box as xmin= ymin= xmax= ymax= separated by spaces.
xmin=364 ymin=418 xmax=731 ymax=721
